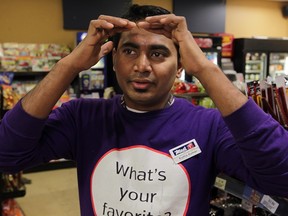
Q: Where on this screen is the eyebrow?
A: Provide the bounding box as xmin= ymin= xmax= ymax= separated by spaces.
xmin=121 ymin=42 xmax=171 ymax=54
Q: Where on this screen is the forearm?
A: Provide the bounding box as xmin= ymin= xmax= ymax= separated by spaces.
xmin=222 ymin=99 xmax=288 ymax=196
xmin=176 ymin=33 xmax=248 ymax=116
xmin=195 ymin=63 xmax=248 ymax=117
xmin=21 ymin=57 xmax=79 ymax=119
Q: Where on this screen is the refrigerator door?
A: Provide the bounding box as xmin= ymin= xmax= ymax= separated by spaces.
xmin=204 ymin=51 xmax=220 ymax=66
xmin=244 ymin=52 xmax=267 ymax=82
xmin=269 ymin=53 xmax=288 ymax=80
xmin=183 ymin=49 xmax=221 ymax=82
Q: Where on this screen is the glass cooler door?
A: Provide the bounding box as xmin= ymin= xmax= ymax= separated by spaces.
xmin=269 ymin=52 xmax=288 ymax=80
xmin=244 ymin=52 xmax=267 ymax=82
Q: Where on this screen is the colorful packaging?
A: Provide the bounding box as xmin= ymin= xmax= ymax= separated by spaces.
xmin=212 ymin=33 xmax=234 ymax=58
xmin=0 ymin=72 xmax=14 ymax=85
xmin=0 ymin=42 xmax=71 ymax=72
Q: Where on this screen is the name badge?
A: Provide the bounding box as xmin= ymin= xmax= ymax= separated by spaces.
xmin=169 ymin=139 xmax=201 ymax=164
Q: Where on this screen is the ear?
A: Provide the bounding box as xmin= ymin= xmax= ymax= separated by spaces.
xmin=112 ymin=48 xmax=117 ymax=71
xmin=176 ymin=62 xmax=183 ymax=79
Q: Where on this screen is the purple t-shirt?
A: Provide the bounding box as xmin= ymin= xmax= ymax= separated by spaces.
xmin=1 ymin=96 xmax=288 ymax=215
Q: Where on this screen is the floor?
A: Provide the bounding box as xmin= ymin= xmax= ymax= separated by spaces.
xmin=15 ymin=168 xmax=80 ymax=216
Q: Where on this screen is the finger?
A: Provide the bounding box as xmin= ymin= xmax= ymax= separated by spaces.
xmin=158 ymin=15 xmax=188 ymax=31
xmin=89 ymin=20 xmax=114 ymax=36
xmin=99 ymin=41 xmax=114 ymax=57
xmin=137 ymin=21 xmax=164 ymax=31
xmin=137 ymin=19 xmax=177 ymax=32
xmin=92 ymin=16 xmax=137 ymax=40
xmin=145 ymin=14 xmax=187 ymax=31
xmin=137 ymin=21 xmax=173 ymax=38
xmin=136 ymin=21 xmax=151 ymax=29
xmin=98 ymin=15 xmax=136 ymax=29
xmin=105 ymin=26 xmax=135 ymax=38
xmin=139 ymin=27 xmax=173 ymax=39
xmin=95 ymin=27 xmax=111 ymax=39
xmin=144 ymin=14 xmax=171 ymax=22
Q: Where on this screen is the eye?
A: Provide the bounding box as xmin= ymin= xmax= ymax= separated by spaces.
xmin=151 ymin=51 xmax=168 ymax=59
xmin=151 ymin=52 xmax=163 ymax=57
xmin=122 ymin=48 xmax=136 ymax=55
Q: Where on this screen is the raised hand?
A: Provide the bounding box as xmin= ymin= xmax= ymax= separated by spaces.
xmin=68 ymin=16 xmax=136 ymax=72
xmin=137 ymin=14 xmax=210 ymax=77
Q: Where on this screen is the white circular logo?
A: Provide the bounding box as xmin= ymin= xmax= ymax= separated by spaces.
xmin=91 ymin=146 xmax=191 ymax=216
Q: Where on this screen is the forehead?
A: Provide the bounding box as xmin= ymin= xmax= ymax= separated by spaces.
xmin=118 ymin=27 xmax=177 ymax=51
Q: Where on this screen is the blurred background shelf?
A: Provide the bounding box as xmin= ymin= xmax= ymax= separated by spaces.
xmin=215 ymin=173 xmax=288 ymax=215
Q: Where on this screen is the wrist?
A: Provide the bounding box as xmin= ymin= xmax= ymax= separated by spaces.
xmin=57 ymin=55 xmax=83 ymax=77
xmin=187 ymin=59 xmax=217 ymax=79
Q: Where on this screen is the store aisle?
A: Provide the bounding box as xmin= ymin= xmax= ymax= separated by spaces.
xmin=16 ymin=168 xmax=80 ymax=216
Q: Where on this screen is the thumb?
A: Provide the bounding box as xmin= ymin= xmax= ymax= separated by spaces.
xmin=99 ymin=41 xmax=113 ymax=58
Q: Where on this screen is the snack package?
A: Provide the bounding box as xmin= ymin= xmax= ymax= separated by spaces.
xmin=0 ymin=72 xmax=14 ymax=85
xmin=90 ymin=70 xmax=104 ymax=89
xmin=194 ymin=37 xmax=213 ymax=48
xmin=212 ymin=33 xmax=234 ymax=58
xmin=171 ymin=79 xmax=199 ymax=94
xmin=16 ymin=56 xmax=32 ymax=72
xmin=0 ymin=43 xmax=3 ymax=57
xmin=1 ymin=56 xmax=16 ymax=71
xmin=2 ymin=85 xmax=21 ymax=110
xmin=80 ymin=70 xmax=105 ymax=90
xmin=32 ymin=56 xmax=61 ymax=71
xmin=2 ymin=43 xmax=19 ymax=56
xmin=275 ymin=75 xmax=288 ymax=109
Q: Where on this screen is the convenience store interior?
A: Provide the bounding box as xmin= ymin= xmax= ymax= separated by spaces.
xmin=1 ymin=0 xmax=288 ymax=215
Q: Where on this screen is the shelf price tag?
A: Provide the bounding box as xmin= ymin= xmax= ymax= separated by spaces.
xmin=214 ymin=177 xmax=226 ymax=190
xmin=241 ymin=199 xmax=253 ymax=213
xmin=260 ymin=195 xmax=279 ymax=214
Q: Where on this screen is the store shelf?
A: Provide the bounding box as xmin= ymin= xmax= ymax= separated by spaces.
xmin=246 ymin=70 xmax=262 ymax=74
xmin=12 ymin=71 xmax=48 ymax=77
xmin=0 ymin=172 xmax=26 ymax=201
xmin=214 ymin=173 xmax=288 ymax=215
xmin=270 ymin=60 xmax=286 ymax=64
xmin=0 ymin=71 xmax=48 ymax=76
xmin=174 ymin=92 xmax=208 ymax=100
xmin=246 ymin=60 xmax=263 ymax=64
xmin=0 ymin=187 xmax=26 ymax=200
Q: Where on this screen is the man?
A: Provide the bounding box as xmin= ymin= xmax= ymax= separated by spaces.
xmin=1 ymin=4 xmax=288 ymax=215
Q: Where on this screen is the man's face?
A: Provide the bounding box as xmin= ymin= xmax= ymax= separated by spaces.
xmin=113 ymin=27 xmax=181 ymax=111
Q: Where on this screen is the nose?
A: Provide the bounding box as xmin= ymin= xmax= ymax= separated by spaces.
xmin=133 ymin=54 xmax=152 ymax=73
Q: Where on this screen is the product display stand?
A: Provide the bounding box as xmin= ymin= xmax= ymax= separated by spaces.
xmin=0 ymin=173 xmax=26 ymax=216
xmin=213 ymin=173 xmax=288 ymax=215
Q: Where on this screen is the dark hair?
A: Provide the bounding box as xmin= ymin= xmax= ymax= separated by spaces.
xmin=121 ymin=4 xmax=171 ymax=21
xmin=112 ymin=4 xmax=171 ymax=49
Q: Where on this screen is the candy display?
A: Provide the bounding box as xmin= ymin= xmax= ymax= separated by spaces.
xmin=0 ymin=42 xmax=73 ymax=111
xmin=79 ymin=69 xmax=105 ymax=98
xmin=0 ymin=43 xmax=71 ymax=72
xmin=0 ymin=42 xmax=73 ymax=216
xmin=171 ymin=79 xmax=215 ymax=108
xmin=171 ymin=79 xmax=199 ymax=94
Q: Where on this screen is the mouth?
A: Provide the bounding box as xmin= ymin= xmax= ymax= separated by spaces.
xmin=130 ymin=79 xmax=153 ymax=90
